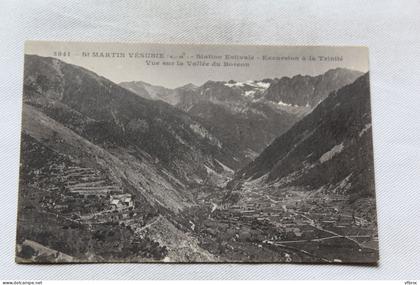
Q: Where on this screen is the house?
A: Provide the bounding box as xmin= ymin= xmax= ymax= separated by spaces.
xmin=109 ymin=193 xmax=133 ymax=209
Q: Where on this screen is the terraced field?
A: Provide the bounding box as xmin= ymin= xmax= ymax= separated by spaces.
xmin=62 ymin=167 xmax=122 ymax=196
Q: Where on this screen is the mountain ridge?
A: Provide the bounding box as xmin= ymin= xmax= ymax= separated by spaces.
xmin=231 ymin=72 xmax=375 ymax=204
xmin=120 ymin=68 xmax=362 ymax=168
xmin=17 ymin=54 xmax=377 ymax=263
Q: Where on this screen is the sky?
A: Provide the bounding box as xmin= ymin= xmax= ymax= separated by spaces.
xmin=25 ymin=41 xmax=369 ymax=88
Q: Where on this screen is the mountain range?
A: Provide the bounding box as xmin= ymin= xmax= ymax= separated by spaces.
xmin=18 ymin=54 xmax=239 ymax=261
xmin=16 ymin=54 xmax=376 ymax=263
xmin=120 ymin=68 xmax=362 ymax=168
xmin=230 ymin=72 xmax=376 ymax=204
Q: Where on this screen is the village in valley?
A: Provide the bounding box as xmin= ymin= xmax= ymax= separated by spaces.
xmin=184 ymin=178 xmax=378 ymax=263
xmin=16 ymin=105 xmax=378 ymax=263
xmin=17 ymin=155 xmax=378 ymax=263
xmin=16 ymin=50 xmax=378 ymax=263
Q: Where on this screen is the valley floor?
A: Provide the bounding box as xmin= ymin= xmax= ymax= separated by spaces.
xmin=16 ymin=168 xmax=379 ymax=264
xmin=183 ymin=183 xmax=379 ymax=263
xmin=16 ymin=176 xmax=379 ymax=263
xmin=16 ymin=134 xmax=378 ymax=263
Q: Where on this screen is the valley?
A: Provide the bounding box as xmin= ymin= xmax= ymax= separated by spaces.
xmin=178 ymin=178 xmax=378 ymax=263
xmin=16 ymin=54 xmax=378 ymax=263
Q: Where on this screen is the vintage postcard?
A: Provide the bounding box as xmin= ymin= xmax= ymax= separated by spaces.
xmin=16 ymin=41 xmax=378 ymax=263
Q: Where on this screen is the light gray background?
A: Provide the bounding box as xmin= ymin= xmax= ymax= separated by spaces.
xmin=1 ymin=0 xmax=419 ymax=280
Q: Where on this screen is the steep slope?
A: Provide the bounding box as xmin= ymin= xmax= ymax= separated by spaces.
xmin=17 ymin=54 xmax=376 ymax=263
xmin=176 ymin=69 xmax=362 ymax=168
xmin=210 ymin=73 xmax=378 ymax=263
xmin=121 ymin=69 xmax=362 ymax=169
xmin=177 ymin=80 xmax=308 ymax=168
xmin=233 ymin=73 xmax=375 ymax=203
xmin=119 ymin=81 xmax=196 ymax=105
xmin=23 ymin=55 xmax=234 ymax=187
xmin=263 ymin=68 xmax=363 ymax=107
xmin=119 ymin=81 xmax=197 ymax=105
xmin=118 ymin=80 xmax=155 ymax=100
xmin=17 ymin=55 xmax=232 ymax=262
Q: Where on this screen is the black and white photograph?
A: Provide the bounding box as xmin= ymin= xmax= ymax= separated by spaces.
xmin=16 ymin=42 xmax=378 ymax=263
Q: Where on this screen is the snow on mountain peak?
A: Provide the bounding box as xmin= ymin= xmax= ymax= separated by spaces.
xmin=224 ymin=80 xmax=271 ymax=100
xmin=224 ymin=80 xmax=271 ymax=90
xmin=224 ymin=81 xmax=245 ymax=88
